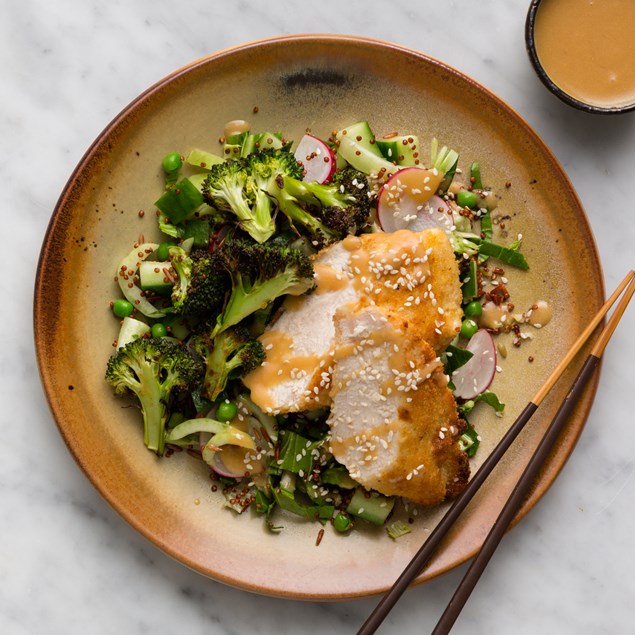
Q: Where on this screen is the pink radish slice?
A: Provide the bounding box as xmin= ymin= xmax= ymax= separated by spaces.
xmin=376 ymin=168 xmax=452 ymax=233
xmin=294 ymin=134 xmax=336 ymax=183
xmin=208 ymin=450 xmax=247 ymax=479
xmin=200 ymin=432 xmax=246 ymax=478
xmin=451 ymin=329 xmax=497 ymax=400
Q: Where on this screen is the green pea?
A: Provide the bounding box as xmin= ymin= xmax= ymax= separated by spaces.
xmin=156 ymin=242 xmax=171 ymax=261
xmin=460 ymin=318 xmax=479 ymax=339
xmin=333 ymin=512 xmax=353 ymax=533
xmin=464 ymin=300 xmax=483 ymax=318
xmin=216 ymin=400 xmax=238 ymax=422
xmin=151 ymin=323 xmax=168 ymax=338
xmin=456 ymin=189 xmax=478 ymax=209
xmin=162 ymin=152 xmax=182 ymax=174
xmin=112 ymin=298 xmax=134 ymax=318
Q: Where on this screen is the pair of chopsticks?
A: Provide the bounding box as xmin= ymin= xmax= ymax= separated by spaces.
xmin=359 ymin=270 xmax=635 ymax=635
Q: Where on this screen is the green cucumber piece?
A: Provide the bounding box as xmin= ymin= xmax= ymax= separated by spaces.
xmin=182 ymin=219 xmax=210 ymax=249
xmin=161 ymin=314 xmax=190 ymax=341
xmin=185 ymin=148 xmax=224 ymax=170
xmin=346 ymin=488 xmax=395 ymax=525
xmin=462 ymin=259 xmax=479 ymax=301
xmin=138 ymin=261 xmax=173 ymax=295
xmin=154 ymin=178 xmax=204 ymax=223
xmin=321 ymin=466 xmax=357 ymax=489
xmin=376 ymin=135 xmax=421 ymax=166
xmin=256 ymin=132 xmax=285 ymax=151
xmin=337 ymin=135 xmax=398 ymax=177
xmin=336 ymin=121 xmax=384 ymax=157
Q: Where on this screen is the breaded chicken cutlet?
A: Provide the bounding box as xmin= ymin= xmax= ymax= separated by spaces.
xmin=327 ymin=301 xmax=469 ymax=506
xmin=242 ymin=227 xmax=469 ymax=506
xmin=242 ymin=228 xmax=462 ymax=415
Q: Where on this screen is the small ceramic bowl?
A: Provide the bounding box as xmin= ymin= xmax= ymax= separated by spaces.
xmin=526 ymin=0 xmax=635 ymax=114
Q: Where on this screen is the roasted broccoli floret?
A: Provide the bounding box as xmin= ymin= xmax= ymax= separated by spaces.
xmin=200 ymin=148 xmax=371 ymax=249
xmin=168 ymin=246 xmax=229 ymax=316
xmin=202 ymin=158 xmax=276 ymax=243
xmin=246 ymin=147 xmax=304 ymax=188
xmin=105 ymin=337 xmax=204 ymax=455
xmin=327 ymin=167 xmax=373 ymax=232
xmin=210 ymin=237 xmax=315 ymax=337
xmin=266 ymin=166 xmax=372 ymax=247
xmin=190 ymin=324 xmax=266 ymax=401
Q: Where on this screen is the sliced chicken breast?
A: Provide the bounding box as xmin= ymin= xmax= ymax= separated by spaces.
xmin=242 ymin=240 xmax=359 ymax=413
xmin=328 ymin=300 xmax=469 ymax=506
xmin=243 ymin=228 xmax=462 ymax=415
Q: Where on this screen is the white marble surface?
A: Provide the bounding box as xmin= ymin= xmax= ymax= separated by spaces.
xmin=3 ymin=1 xmax=634 ymax=633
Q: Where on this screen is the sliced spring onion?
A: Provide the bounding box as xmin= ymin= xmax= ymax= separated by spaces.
xmin=470 ymin=162 xmax=483 ymax=190
xmin=478 ymin=240 xmax=529 ymax=270
xmin=462 ymin=259 xmax=479 ymax=301
xmin=386 ymin=520 xmax=412 ymax=540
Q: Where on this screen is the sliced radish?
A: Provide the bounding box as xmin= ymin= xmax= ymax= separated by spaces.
xmin=199 ymin=432 xmax=245 ymax=478
xmin=376 ymin=168 xmax=452 ymax=233
xmin=208 ymin=451 xmax=247 ymax=479
xmin=294 ymin=134 xmax=336 ymax=183
xmin=452 ymin=329 xmax=497 ymax=400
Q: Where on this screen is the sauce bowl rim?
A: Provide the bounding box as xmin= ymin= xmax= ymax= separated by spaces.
xmin=525 ymin=0 xmax=635 ymax=115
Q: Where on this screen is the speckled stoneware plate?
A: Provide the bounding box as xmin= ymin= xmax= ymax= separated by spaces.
xmin=34 ymin=35 xmax=603 ymax=599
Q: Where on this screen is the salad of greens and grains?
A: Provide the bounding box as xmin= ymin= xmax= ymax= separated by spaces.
xmin=106 ymin=119 xmax=550 ymax=540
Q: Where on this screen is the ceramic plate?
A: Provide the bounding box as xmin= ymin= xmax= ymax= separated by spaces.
xmin=34 ymin=35 xmax=603 ymax=599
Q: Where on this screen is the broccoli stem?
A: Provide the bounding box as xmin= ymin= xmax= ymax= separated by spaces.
xmin=135 ymin=363 xmax=168 ymax=454
xmin=251 ymin=188 xmax=276 ymax=242
xmin=266 ymin=179 xmax=333 ymax=241
xmin=283 ymin=176 xmax=346 ymax=208
xmin=212 ymin=271 xmax=304 ymax=337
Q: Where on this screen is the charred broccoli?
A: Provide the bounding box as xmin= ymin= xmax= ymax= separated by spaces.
xmin=105 ymin=337 xmax=204 ymax=455
xmin=167 ymin=246 xmax=229 ymax=317
xmin=202 ymin=158 xmax=276 ymax=244
xmin=200 ymin=148 xmax=372 ymax=249
xmin=190 ymin=324 xmax=266 ymax=401
xmin=210 ymin=237 xmax=315 ymax=337
xmin=266 ymin=166 xmax=372 ymax=247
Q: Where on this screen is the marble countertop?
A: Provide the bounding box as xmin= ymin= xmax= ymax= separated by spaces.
xmin=4 ymin=1 xmax=634 ymax=633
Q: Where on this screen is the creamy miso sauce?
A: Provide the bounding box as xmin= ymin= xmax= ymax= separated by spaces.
xmin=525 ymin=300 xmax=553 ymax=328
xmin=241 ymin=330 xmax=326 ymax=410
xmin=243 ymin=229 xmax=443 ymax=411
xmin=313 ymin=262 xmax=349 ymax=294
xmin=534 ymin=0 xmax=635 ymax=108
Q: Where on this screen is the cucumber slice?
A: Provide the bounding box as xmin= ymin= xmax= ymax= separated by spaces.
xmin=337 ymin=135 xmax=398 ymax=178
xmin=321 ymin=466 xmax=357 ymax=489
xmin=154 ymin=177 xmax=204 ymax=223
xmin=336 ymin=121 xmax=384 ymax=157
xmin=185 ymin=148 xmax=224 ymax=170
xmin=256 ymin=132 xmax=285 ymax=151
xmin=138 ymin=261 xmax=174 ymax=296
xmin=161 ymin=314 xmax=190 ymax=341
xmin=376 ymin=135 xmax=421 ymax=166
xmin=346 ymin=488 xmax=395 ymax=525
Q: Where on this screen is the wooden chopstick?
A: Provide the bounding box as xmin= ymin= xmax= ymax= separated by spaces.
xmin=431 ymin=271 xmax=635 ymax=634
xmin=357 ymin=270 xmax=635 ymax=635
